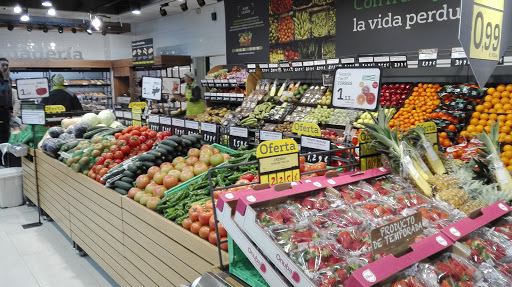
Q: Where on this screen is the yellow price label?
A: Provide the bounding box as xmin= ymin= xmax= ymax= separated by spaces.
xmin=292 ymin=122 xmax=321 ymax=137
xmin=132 ymin=107 xmax=142 ymax=114
xmin=360 ymin=156 xmax=382 ymax=171
xmin=44 ymin=105 xmax=66 ymax=113
xmin=259 ymin=169 xmax=300 ymax=185
xmin=257 ymin=139 xmax=299 ymax=158
xmin=469 ymin=1 xmax=504 ymax=61
xmin=132 ymin=120 xmax=142 ymax=127
xmin=128 ymin=102 xmax=147 ymax=109
xmin=259 ymin=153 xmax=299 ymax=173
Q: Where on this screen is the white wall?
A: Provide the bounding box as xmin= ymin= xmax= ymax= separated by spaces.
xmin=131 ymin=2 xmax=226 ymax=60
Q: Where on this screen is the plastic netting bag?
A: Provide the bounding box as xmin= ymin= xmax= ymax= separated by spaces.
xmin=310 ymin=208 xmax=365 ymax=231
xmin=267 ymin=223 xmax=322 ymax=254
xmin=291 ymin=241 xmax=345 ymax=273
xmin=364 ymin=174 xmax=414 ymax=197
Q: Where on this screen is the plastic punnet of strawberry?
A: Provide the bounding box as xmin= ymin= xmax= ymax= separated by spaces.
xmin=291 ymin=241 xmax=345 ymax=274
xmin=255 ymin=201 xmax=305 ymax=228
xmin=403 ymin=202 xmax=465 ymax=228
xmin=417 ymin=253 xmax=483 ymax=286
xmin=461 ymin=227 xmax=512 ymax=265
xmin=314 ymin=258 xmax=367 ymax=287
xmin=385 ymin=191 xmax=431 ymax=212
xmin=492 ymin=216 xmax=512 ymax=241
xmin=479 ymin=262 xmax=512 ymax=286
xmin=365 ymin=174 xmax=413 ymax=197
xmin=334 ymin=225 xmax=372 ymax=255
xmin=310 ymin=208 xmax=365 ymax=231
xmin=268 ymin=223 xmax=323 ymax=254
xmin=382 ymin=264 xmax=429 ymax=287
xmin=295 ymin=189 xmax=345 ymax=213
xmin=353 ymin=199 xmax=401 ymax=223
xmin=334 ymin=181 xmax=377 ymax=204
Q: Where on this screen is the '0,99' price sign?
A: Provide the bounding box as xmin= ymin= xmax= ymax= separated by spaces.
xmin=172 ymin=118 xmax=185 ymax=136
xmin=201 ymin=122 xmax=218 ymax=144
xmin=257 ymin=139 xmax=300 ymax=185
xmin=229 ymin=126 xmax=249 ymax=149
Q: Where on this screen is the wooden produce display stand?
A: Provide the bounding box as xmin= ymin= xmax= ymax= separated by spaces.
xmin=28 ymin=150 xmax=227 ymax=287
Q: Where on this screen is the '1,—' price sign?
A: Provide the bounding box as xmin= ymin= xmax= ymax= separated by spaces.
xmin=160 ymin=117 xmax=172 ymax=133
xmin=257 ymin=139 xmax=300 ymax=185
xmin=301 ymin=136 xmax=331 ymax=165
xmin=201 ymin=122 xmax=218 ymax=144
xmin=185 ymin=120 xmax=199 ymax=136
xmin=229 ymin=126 xmax=249 ymax=149
xmin=418 ymin=48 xmax=438 ymax=68
xmin=148 ymin=115 xmax=160 ymax=131
xmin=172 ymin=118 xmax=186 ymax=136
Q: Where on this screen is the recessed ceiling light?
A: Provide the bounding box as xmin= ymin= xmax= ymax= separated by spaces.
xmin=20 ymin=9 xmax=29 ymax=21
xmin=47 ymin=7 xmax=56 ymax=16
xmin=132 ymin=4 xmax=141 ymax=14
xmin=41 ymin=0 xmax=52 ymax=7
xmin=14 ymin=4 xmax=22 ymax=14
xmin=92 ymin=16 xmax=102 ymax=30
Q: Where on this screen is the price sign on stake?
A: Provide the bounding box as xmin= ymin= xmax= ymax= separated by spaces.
xmin=160 ymin=117 xmax=172 ymax=132
xmin=390 ymin=56 xmax=408 ymax=68
xmin=257 ymin=139 xmax=300 ymax=185
xmin=301 ymin=136 xmax=331 ymax=165
xmin=371 ymin=212 xmax=423 ymax=255
xmin=459 ymin=0 xmax=511 ymax=87
xmin=451 ymin=47 xmax=469 ymax=66
xmin=132 ymin=107 xmax=142 ymax=127
xmin=21 ymin=104 xmax=45 ymax=125
xmin=416 ymin=122 xmax=439 ymax=151
xmin=332 ymin=67 xmax=382 ymax=111
xmin=260 ymin=130 xmax=283 ymax=141
xmin=148 ymin=115 xmax=160 ymax=131
xmin=172 ymin=118 xmax=185 ymax=136
xmin=16 ymin=78 xmax=50 ymax=99
xmin=201 ymin=122 xmax=218 ymax=144
xmin=229 ymin=126 xmax=249 ymax=149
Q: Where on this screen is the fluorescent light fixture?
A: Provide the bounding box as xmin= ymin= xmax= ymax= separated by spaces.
xmin=132 ymin=4 xmax=141 ymax=14
xmin=92 ymin=16 xmax=102 ymax=30
xmin=20 ymin=9 xmax=29 ymax=21
xmin=42 ymin=0 xmax=52 ymax=7
xmin=14 ymin=4 xmax=22 ymax=14
xmin=47 ymin=7 xmax=56 ymax=16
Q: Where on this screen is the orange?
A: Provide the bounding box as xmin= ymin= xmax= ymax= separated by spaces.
xmin=501 ymin=126 xmax=511 ymax=134
xmin=487 ymin=87 xmax=496 ymax=95
xmin=506 ymin=120 xmax=512 ymax=127
xmin=503 ymin=104 xmax=512 ymax=111
xmin=498 ymin=109 xmax=507 ymax=114
xmin=480 ymin=113 xmax=489 ymax=121
xmin=502 ymin=97 xmax=511 ymax=104
xmin=493 ymin=91 xmax=502 ymax=98
xmin=492 ymin=98 xmax=501 ymax=105
xmin=502 ymin=158 xmax=510 ymax=166
xmin=484 ymin=95 xmax=493 ymax=102
xmin=499 ymin=133 xmax=507 ymax=142
xmin=504 ymin=145 xmax=512 ymax=152
xmin=483 ymin=102 xmax=493 ymax=109
xmin=502 ymin=91 xmax=511 ymax=98
xmin=484 ymin=126 xmax=492 ymax=133
xmin=497 ymin=84 xmax=506 ymax=92
xmin=507 ymin=166 xmax=512 ymax=172
xmin=467 ymin=125 xmax=477 ymax=133
xmin=495 ymin=103 xmax=504 ymax=110
xmin=472 ymin=112 xmax=481 ymax=119
xmin=490 ymin=114 xmax=499 ymax=121
xmin=439 ymin=132 xmax=448 ymax=139
xmin=489 ymin=109 xmax=497 ymax=113
xmin=478 ymin=119 xmax=487 ymax=126
xmin=507 ymin=84 xmax=512 ymax=92
xmin=487 ymin=119 xmax=496 ymax=126
xmin=505 ymin=135 xmax=512 ymax=143
xmin=503 ymin=151 xmax=512 ymax=159
xmin=460 ymin=131 xmax=469 ymax=137
xmin=476 ymin=125 xmax=484 ymax=133
xmin=499 ymin=115 xmax=507 ymax=123
xmin=475 ymin=105 xmax=485 ymax=112
xmin=507 ymin=114 xmax=512 ymax=121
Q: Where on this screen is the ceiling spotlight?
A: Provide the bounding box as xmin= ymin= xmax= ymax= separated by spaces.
xmin=20 ymin=9 xmax=29 ymax=21
xmin=197 ymin=0 xmax=205 ymax=7
xmin=102 ymin=30 xmax=107 ymax=36
xmin=160 ymin=6 xmax=167 ymax=16
xmin=42 ymin=26 xmax=48 ymax=33
xmin=14 ymin=4 xmax=22 ymax=14
xmin=71 ymin=27 xmax=76 ymax=33
xmin=47 ymin=7 xmax=56 ymax=16
xmin=27 ymin=25 xmax=32 ymax=32
xmin=86 ymin=25 xmax=93 ymax=34
xmin=41 ymin=0 xmax=52 ymax=7
xmin=180 ymin=1 xmax=188 ymax=11
xmin=131 ymin=4 xmax=141 ymax=14
xmin=58 ymin=26 xmax=63 ymax=33
xmin=92 ymin=16 xmax=102 ymax=30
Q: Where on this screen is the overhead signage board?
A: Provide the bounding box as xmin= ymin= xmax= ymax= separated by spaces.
xmin=141 ymin=77 xmax=162 ymax=101
xmin=132 ymin=38 xmax=154 ymax=65
xmin=257 ymin=139 xmax=300 ymax=185
xmin=332 ymin=67 xmax=382 ymax=111
xmin=459 ymin=0 xmax=512 ymax=87
xmin=16 ymin=78 xmax=49 ymax=99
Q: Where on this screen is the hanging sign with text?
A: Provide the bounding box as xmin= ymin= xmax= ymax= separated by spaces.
xmin=332 ymin=67 xmax=382 ymax=111
xmin=371 ymin=212 xmax=423 ymax=255
xmin=257 ymin=139 xmax=300 ymax=185
xmin=16 ymin=78 xmax=50 ymax=99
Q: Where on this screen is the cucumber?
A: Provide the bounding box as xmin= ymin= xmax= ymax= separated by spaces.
xmin=147 ymin=151 xmax=162 ymax=158
xmin=114 ymin=188 xmax=128 ymax=195
xmin=57 ymin=141 xmax=67 ymax=149
xmin=138 ymin=154 xmax=156 ymax=162
xmin=160 ymin=139 xmax=178 ymax=148
xmin=61 ymin=140 xmax=81 ymax=152
xmin=106 ymin=168 xmax=124 ymax=178
xmin=190 ymin=134 xmax=202 ymax=142
xmin=114 ymin=181 xmax=133 ymax=190
xmin=93 ymin=128 xmax=124 ymax=139
xmin=83 ymin=127 xmax=110 ymax=139
xmin=126 ymin=163 xmax=139 ymax=173
xmin=168 ymin=136 xmax=182 ymax=144
xmin=156 ymin=144 xmax=174 ymax=154
xmin=182 ymin=139 xmax=192 ymax=147
xmin=141 ymin=161 xmax=155 ymax=169
xmin=182 ymin=135 xmax=197 ymax=144
xmin=120 ymin=177 xmax=134 ymax=184
xmin=87 ymin=125 xmax=107 ymax=132
xmin=123 ymin=170 xmax=136 ymax=178
xmin=153 ymin=148 xmax=168 ymax=156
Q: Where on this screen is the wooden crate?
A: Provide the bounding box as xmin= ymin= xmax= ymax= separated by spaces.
xmin=21 ymin=148 xmax=37 ymax=205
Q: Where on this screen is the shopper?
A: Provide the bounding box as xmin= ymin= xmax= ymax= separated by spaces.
xmin=42 ymin=74 xmax=83 ymax=111
xmin=183 ymin=71 xmax=205 ymax=116
xmin=0 ymin=58 xmax=14 ymax=143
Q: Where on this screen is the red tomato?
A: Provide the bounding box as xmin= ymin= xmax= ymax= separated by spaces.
xmin=300 ymin=156 xmax=306 ymax=165
xmin=131 ymin=130 xmax=141 ymax=136
xmin=110 ymin=145 xmax=119 ymax=153
xmin=104 ymin=153 xmax=114 ymax=160
xmin=114 ymin=133 xmax=122 ymax=139
xmin=141 ymin=131 xmax=149 ymax=138
xmin=162 ymin=131 xmax=171 ymax=136
xmin=90 ymin=172 xmax=98 ymax=179
xmin=114 ymin=159 xmax=122 ymax=164
xmin=118 ymin=139 xmax=127 ymax=146
xmin=208 ymin=231 xmax=217 ymax=245
xmin=209 ymin=215 xmax=216 ymax=228
xmin=95 ymin=165 xmax=103 ymax=173
xmin=138 ymin=136 xmax=147 ymax=143
xmin=132 ymin=125 xmax=141 ymax=131
xmin=140 ymin=126 xmax=149 ymax=132
xmin=213 ymin=189 xmax=223 ymax=200
xmin=95 ymin=174 xmax=102 ymax=182
xmin=145 ymin=139 xmax=155 ymax=149
xmin=217 ymin=222 xmax=227 ymax=237
xmin=204 ymin=200 xmax=213 ymax=210
xmin=199 ymin=209 xmax=213 ymax=226
xmin=121 ymin=134 xmax=130 ymax=141
xmin=98 ymin=168 xmax=109 ymax=177
xmin=114 ymin=151 xmax=124 ymax=160
xmin=139 ymin=144 xmax=149 ymax=152
xmin=182 ymin=218 xmax=192 ymax=230
xmin=220 ymin=237 xmax=228 ymax=250
xmin=128 ymin=137 xmax=139 ymax=148
xmin=188 ymin=204 xmax=204 ymax=222
xmin=120 ymin=145 xmax=131 ymax=154
xmin=95 ymin=157 xmax=105 ymax=165
xmin=199 ymin=226 xmax=211 ymax=239
xmin=148 ymin=130 xmax=157 ymax=138
xmin=190 ymin=222 xmax=202 ymax=234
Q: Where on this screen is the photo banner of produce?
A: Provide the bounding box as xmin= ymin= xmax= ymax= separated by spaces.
xmin=224 ymin=0 xmax=270 ymax=64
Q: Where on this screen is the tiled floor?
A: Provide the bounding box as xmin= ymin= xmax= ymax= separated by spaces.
xmin=0 ymin=204 xmax=119 ymax=287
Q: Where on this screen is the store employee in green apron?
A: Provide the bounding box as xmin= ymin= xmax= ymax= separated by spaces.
xmin=183 ymin=72 xmax=205 ymax=116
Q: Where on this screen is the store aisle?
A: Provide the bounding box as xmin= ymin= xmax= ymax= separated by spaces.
xmin=0 ymin=205 xmax=119 ymax=287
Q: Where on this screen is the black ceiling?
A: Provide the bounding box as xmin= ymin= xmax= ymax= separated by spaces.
xmin=3 ymin=0 xmax=155 ymax=15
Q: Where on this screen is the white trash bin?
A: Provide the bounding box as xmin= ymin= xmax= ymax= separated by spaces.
xmin=0 ymin=167 xmax=24 ymax=208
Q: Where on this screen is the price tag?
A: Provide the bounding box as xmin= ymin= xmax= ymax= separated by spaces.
xmin=257 ymin=139 xmax=300 ymax=185
xmin=303 ymin=61 xmax=315 ymax=72
xmin=326 ymin=58 xmax=340 ymax=70
xmin=358 ymin=57 xmax=374 ymax=67
xmin=201 ymin=122 xmax=218 ymax=144
xmin=21 ymin=104 xmax=45 ymax=125
xmin=115 ymin=110 xmax=123 ymax=118
xmin=247 ymin=64 xmax=256 ymax=73
xmin=123 ymin=111 xmax=132 ymax=126
xmin=185 ymin=120 xmax=199 ymax=135
xmin=374 ymin=56 xmax=390 ymax=69
xmin=141 ymin=77 xmax=162 ymax=100
xmin=172 ymin=118 xmax=186 ymax=136
xmin=332 ymin=67 xmax=381 ymax=111
xmin=301 ymin=136 xmax=331 ymax=165
xmin=390 ymin=56 xmax=408 ymax=68
xmin=269 ymin=63 xmax=280 ymax=73
xmin=358 ymin=130 xmax=383 ymax=171
xmin=204 ymin=92 xmax=211 ymax=101
xmin=371 ymin=212 xmax=423 ymax=255
xmin=229 ymin=79 xmax=238 ymax=87
xmin=322 ymin=73 xmax=334 ymax=87
xmin=132 ymin=108 xmax=142 ymax=127
xmin=44 ymin=105 xmax=66 ymax=113
xmin=207 ymin=79 xmax=215 ymax=88
xmin=451 ymin=47 xmax=469 ymax=66
xmin=229 ymin=126 xmax=249 ymax=149
xmin=260 ymin=130 xmax=283 ymax=141
xmin=315 ymin=60 xmax=326 ymax=71
xmin=16 ymin=78 xmax=50 ymax=99
xmin=468 ymin=1 xmax=503 ymax=61
xmin=292 ymin=61 xmax=304 ymax=72
xmin=200 ymin=79 xmax=208 ymax=87
xmin=418 ymin=48 xmax=438 ymax=67
xmin=341 ymin=58 xmax=356 ymax=67
xmin=148 ymin=115 xmax=160 ymax=131
xmin=160 ymin=116 xmax=172 ymax=132
xmin=259 ymin=64 xmax=269 ymax=73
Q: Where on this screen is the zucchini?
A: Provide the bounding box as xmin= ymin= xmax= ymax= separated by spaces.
xmin=147 ymin=151 xmax=162 ymax=158
xmin=141 ymin=161 xmax=155 ymax=169
xmin=106 ymin=168 xmax=124 ymax=178
xmin=160 ymin=139 xmax=178 ymax=148
xmin=120 ymin=177 xmax=134 ymax=184
xmin=168 ymin=136 xmax=182 ymax=144
xmin=57 ymin=141 xmax=67 ymax=149
xmin=123 ymin=170 xmax=136 ymax=178
xmin=182 ymin=139 xmax=192 ymax=147
xmin=126 ymin=164 xmax=139 ymax=173
xmin=182 ymin=135 xmax=197 ymax=144
xmin=156 ymin=144 xmax=174 ymax=154
xmin=190 ymin=134 xmax=202 ymax=142
xmin=154 ymin=159 xmax=163 ymax=166
xmin=138 ymin=154 xmax=156 ymax=162
xmin=93 ymin=128 xmax=124 ymax=139
xmin=61 ymin=140 xmax=81 ymax=152
xmin=153 ymin=148 xmax=168 ymax=156
xmin=114 ymin=188 xmax=128 ymax=195
xmin=114 ymin=181 xmax=133 ymax=190
xmin=83 ymin=127 xmax=110 ymax=139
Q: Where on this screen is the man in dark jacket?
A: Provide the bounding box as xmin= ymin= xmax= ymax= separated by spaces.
xmin=41 ymin=74 xmax=83 ymax=111
xmin=0 ymin=58 xmax=13 ymax=143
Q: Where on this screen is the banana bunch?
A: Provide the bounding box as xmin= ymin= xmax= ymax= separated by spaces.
xmin=240 ymin=102 xmax=275 ymax=127
xmin=294 ymin=11 xmax=311 ymax=40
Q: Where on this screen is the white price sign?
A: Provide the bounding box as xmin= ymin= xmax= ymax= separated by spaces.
xmin=185 ymin=120 xmax=199 ymax=130
xmin=21 ymin=104 xmax=45 ymax=125
xmin=260 ymin=130 xmax=282 ymax=141
xmin=16 ymin=78 xmax=50 ymax=99
xmin=142 ymin=76 xmax=162 ymax=100
xmin=201 ymin=122 xmax=217 ymax=133
xmin=230 ymin=127 xmax=248 ymax=137
xmin=332 ymin=67 xmax=381 ymax=111
xmin=172 ymin=118 xmax=185 ymax=127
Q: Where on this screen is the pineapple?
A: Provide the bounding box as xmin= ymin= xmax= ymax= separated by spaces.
xmin=435 ymin=188 xmax=469 ymax=208
xmin=459 ymin=200 xmax=488 ymax=215
xmin=428 ymin=174 xmax=460 ymax=194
